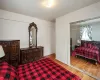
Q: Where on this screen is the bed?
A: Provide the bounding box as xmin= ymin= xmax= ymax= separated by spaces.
xmin=0 ymin=58 xmax=81 ymax=80
xmin=72 ymin=40 xmax=100 ymax=63
xmin=0 ymin=62 xmax=18 ymax=80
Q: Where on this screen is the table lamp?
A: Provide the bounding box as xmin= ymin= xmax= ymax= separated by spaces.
xmin=0 ymin=45 xmax=5 ymax=58
xmin=77 ymin=39 xmax=81 ymax=46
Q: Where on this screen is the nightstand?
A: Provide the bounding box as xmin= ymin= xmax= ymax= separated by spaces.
xmin=75 ymin=45 xmax=80 ymax=48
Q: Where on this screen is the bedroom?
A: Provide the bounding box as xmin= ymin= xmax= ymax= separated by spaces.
xmin=0 ymin=0 xmax=100 ymax=80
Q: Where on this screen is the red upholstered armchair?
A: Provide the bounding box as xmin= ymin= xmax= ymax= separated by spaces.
xmin=72 ymin=40 xmax=100 ymax=63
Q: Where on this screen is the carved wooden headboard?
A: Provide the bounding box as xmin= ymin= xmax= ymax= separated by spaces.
xmin=0 ymin=40 xmax=20 ymax=67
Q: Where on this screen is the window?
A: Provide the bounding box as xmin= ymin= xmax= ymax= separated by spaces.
xmin=80 ymin=25 xmax=92 ymax=41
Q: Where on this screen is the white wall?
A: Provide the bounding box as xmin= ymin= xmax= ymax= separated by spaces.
xmin=91 ymin=22 xmax=100 ymax=41
xmin=0 ymin=9 xmax=55 ymax=56
xmin=51 ymin=23 xmax=56 ymax=53
xmin=56 ymin=1 xmax=100 ymax=64
xmin=70 ymin=25 xmax=80 ymax=47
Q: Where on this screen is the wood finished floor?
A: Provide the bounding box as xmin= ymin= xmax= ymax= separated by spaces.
xmin=48 ymin=54 xmax=95 ymax=80
xmin=71 ymin=56 xmax=100 ymax=79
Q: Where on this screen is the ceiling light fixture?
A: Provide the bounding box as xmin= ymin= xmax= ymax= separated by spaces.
xmin=42 ymin=0 xmax=54 ymax=8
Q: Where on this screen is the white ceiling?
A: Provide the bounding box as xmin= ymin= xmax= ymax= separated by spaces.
xmin=0 ymin=0 xmax=100 ymax=21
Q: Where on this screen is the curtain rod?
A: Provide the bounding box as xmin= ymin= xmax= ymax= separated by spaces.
xmin=0 ymin=17 xmax=30 ymax=23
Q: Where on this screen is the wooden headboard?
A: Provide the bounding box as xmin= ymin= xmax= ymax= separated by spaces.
xmin=0 ymin=40 xmax=20 ymax=67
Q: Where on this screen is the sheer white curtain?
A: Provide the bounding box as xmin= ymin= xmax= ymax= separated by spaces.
xmin=80 ymin=25 xmax=92 ymax=41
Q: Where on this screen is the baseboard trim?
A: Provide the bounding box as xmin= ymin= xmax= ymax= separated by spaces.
xmin=44 ymin=53 xmax=56 ymax=59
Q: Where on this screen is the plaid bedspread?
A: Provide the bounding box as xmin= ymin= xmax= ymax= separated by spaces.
xmin=18 ymin=58 xmax=81 ymax=80
xmin=72 ymin=47 xmax=100 ymax=63
xmin=0 ymin=62 xmax=18 ymax=80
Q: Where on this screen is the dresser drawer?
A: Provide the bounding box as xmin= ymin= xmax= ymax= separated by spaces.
xmin=20 ymin=47 xmax=43 ymax=64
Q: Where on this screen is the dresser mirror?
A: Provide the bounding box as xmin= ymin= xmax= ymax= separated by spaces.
xmin=29 ymin=22 xmax=38 ymax=48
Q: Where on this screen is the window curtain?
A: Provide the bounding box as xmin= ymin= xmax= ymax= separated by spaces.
xmin=80 ymin=25 xmax=92 ymax=41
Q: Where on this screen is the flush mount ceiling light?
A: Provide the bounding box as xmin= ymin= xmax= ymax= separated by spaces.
xmin=42 ymin=0 xmax=55 ymax=8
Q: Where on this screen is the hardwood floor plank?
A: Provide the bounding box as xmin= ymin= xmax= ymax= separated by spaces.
xmin=48 ymin=54 xmax=95 ymax=80
xmin=71 ymin=56 xmax=100 ymax=79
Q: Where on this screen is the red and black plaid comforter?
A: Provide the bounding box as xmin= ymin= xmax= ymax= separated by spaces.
xmin=18 ymin=58 xmax=81 ymax=80
xmin=72 ymin=47 xmax=100 ymax=63
xmin=0 ymin=62 xmax=18 ymax=80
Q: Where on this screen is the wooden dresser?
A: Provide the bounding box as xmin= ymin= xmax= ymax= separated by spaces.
xmin=20 ymin=46 xmax=43 ymax=64
xmin=0 ymin=40 xmax=20 ymax=67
